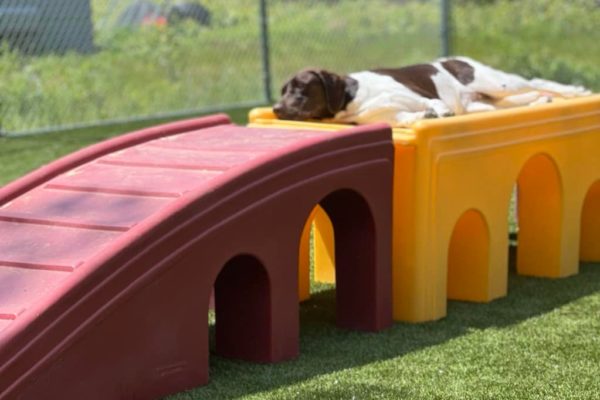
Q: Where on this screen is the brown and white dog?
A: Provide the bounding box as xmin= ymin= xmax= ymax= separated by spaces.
xmin=273 ymin=56 xmax=591 ymax=126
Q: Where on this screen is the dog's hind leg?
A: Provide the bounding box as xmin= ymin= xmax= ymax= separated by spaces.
xmin=492 ymin=91 xmax=551 ymax=108
xmin=466 ymin=101 xmax=497 ymax=113
xmin=528 ymin=78 xmax=591 ymax=98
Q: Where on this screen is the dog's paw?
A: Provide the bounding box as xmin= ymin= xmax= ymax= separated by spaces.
xmin=424 ymin=108 xmax=439 ymax=119
xmin=424 ymin=108 xmax=455 ymax=119
xmin=529 ymin=95 xmax=553 ymax=106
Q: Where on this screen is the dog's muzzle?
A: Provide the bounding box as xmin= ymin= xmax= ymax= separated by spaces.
xmin=273 ymin=103 xmax=302 ymax=120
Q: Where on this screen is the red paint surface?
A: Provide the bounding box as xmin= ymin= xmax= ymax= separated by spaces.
xmin=0 ymin=266 xmax=69 ymax=319
xmin=0 ymin=320 xmax=11 ymax=334
xmin=0 ymin=189 xmax=171 ymax=230
xmin=0 ymin=221 xmax=120 ymax=271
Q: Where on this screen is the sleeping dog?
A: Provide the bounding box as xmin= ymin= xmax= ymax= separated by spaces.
xmin=273 ymin=56 xmax=591 ymax=126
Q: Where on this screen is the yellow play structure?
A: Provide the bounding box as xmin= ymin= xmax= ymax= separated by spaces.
xmin=249 ymin=94 xmax=600 ymax=322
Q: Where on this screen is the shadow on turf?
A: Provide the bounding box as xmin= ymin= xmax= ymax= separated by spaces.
xmin=170 ymin=253 xmax=600 ymax=399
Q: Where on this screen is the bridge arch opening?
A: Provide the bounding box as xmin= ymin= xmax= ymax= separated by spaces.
xmin=298 ymin=205 xmax=335 ymax=301
xmin=212 ymin=254 xmax=271 ymax=362
xmin=309 ymin=188 xmax=379 ymax=331
xmin=515 ymin=153 xmax=563 ymax=276
xmin=447 ymin=209 xmax=490 ymax=302
xmin=580 ymin=180 xmax=600 ymax=261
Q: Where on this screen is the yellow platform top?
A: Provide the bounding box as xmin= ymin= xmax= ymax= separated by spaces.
xmin=248 ymin=96 xmax=599 ymax=147
xmin=247 ymin=107 xmax=417 ymax=145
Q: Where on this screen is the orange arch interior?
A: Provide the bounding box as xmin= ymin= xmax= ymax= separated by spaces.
xmin=447 ymin=209 xmax=490 ymax=302
xmin=580 ymin=180 xmax=600 ymax=261
xmin=516 ymin=154 xmax=562 ymax=276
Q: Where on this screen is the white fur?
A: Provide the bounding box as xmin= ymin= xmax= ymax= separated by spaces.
xmin=334 ymin=71 xmax=432 ymax=125
xmin=334 ymin=56 xmax=591 ymax=127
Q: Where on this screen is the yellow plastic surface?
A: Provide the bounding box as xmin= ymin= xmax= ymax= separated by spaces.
xmin=581 ymin=181 xmax=600 ymax=261
xmin=251 ymin=95 xmax=600 ymax=322
xmin=313 ymin=205 xmax=336 ymax=283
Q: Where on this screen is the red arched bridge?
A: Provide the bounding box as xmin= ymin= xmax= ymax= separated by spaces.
xmin=0 ymin=115 xmax=394 ymax=399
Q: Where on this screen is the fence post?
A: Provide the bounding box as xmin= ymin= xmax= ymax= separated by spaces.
xmin=259 ymin=0 xmax=274 ymax=104
xmin=440 ymin=0 xmax=452 ymax=57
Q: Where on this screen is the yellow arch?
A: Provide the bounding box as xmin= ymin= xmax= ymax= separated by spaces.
xmin=447 ymin=209 xmax=490 ymax=302
xmin=252 ymin=94 xmax=600 ymax=322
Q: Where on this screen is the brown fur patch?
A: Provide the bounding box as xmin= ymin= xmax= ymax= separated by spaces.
xmin=372 ymin=64 xmax=440 ymax=99
xmin=440 ymin=59 xmax=475 ymax=85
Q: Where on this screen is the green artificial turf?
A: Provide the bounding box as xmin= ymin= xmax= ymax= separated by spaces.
xmin=170 ymin=261 xmax=600 ymax=400
xmin=1 ymin=112 xmax=598 ymax=400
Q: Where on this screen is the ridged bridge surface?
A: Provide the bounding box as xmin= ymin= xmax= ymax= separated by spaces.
xmin=0 ymin=118 xmax=325 ymax=330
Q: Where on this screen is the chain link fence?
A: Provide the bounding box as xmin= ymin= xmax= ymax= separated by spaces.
xmin=0 ymin=0 xmax=442 ymax=135
xmin=0 ymin=0 xmax=598 ymax=135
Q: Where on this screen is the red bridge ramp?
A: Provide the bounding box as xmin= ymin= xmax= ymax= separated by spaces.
xmin=0 ymin=114 xmax=394 ymax=399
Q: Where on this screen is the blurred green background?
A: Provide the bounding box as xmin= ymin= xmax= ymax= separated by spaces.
xmin=0 ymin=0 xmax=597 ymax=134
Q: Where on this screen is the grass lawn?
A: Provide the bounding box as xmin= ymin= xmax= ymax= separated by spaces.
xmin=1 ymin=116 xmax=599 ymax=399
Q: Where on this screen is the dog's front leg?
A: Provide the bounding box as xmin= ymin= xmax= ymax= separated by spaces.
xmin=425 ymin=99 xmax=455 ymax=118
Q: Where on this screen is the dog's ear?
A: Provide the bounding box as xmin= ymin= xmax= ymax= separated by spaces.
xmin=280 ymin=79 xmax=290 ymax=96
xmin=312 ymin=70 xmax=347 ymax=115
xmin=280 ymin=70 xmax=311 ymax=96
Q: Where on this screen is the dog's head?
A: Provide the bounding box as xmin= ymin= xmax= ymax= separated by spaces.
xmin=273 ymin=69 xmax=349 ymax=121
